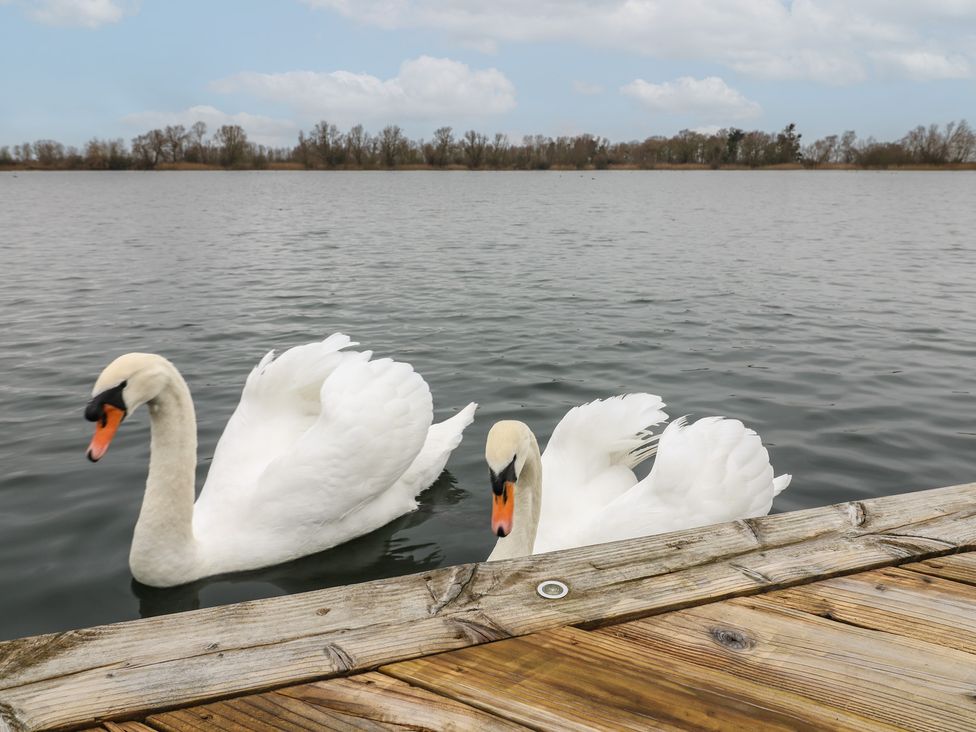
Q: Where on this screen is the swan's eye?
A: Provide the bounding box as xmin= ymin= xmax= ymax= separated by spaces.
xmin=490 ymin=456 xmax=517 ymax=495
xmin=85 ymin=380 xmax=128 ymax=422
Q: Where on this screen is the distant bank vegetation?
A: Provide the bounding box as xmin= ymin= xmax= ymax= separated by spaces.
xmin=2 ymin=120 xmax=975 ymax=171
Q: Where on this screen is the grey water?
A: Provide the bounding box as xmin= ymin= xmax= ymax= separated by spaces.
xmin=0 ymin=170 xmax=974 ymax=641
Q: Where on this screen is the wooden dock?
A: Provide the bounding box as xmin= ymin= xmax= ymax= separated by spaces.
xmin=2 ymin=482 xmax=976 ymax=731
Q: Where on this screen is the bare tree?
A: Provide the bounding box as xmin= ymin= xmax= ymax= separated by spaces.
xmin=15 ymin=143 xmax=33 ymax=163
xmin=346 ymin=124 xmax=369 ymax=167
xmin=215 ymin=125 xmax=249 ymax=167
xmin=164 ymin=125 xmax=188 ymax=163
xmin=804 ymin=134 xmax=838 ymax=165
xmin=33 ymin=139 xmax=65 ymax=166
xmin=487 ymin=133 xmax=509 ymax=168
xmin=946 ymin=119 xmax=976 ymax=163
xmin=379 ymin=125 xmax=405 ymax=167
xmin=431 ymin=126 xmax=454 ymax=167
xmin=311 ymin=121 xmax=344 ymax=167
xmin=462 ymin=130 xmax=487 ymax=168
xmin=839 ymin=130 xmax=858 ymax=164
xmin=186 ymin=121 xmax=208 ymax=163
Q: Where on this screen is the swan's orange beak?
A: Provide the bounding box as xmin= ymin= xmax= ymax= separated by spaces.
xmin=87 ymin=404 xmax=125 ymax=462
xmin=492 ymin=481 xmax=515 ymax=537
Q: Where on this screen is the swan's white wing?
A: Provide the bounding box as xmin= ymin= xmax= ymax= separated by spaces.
xmin=196 ymin=333 xmax=364 ymax=514
xmin=534 ymin=394 xmax=668 ymax=553
xmin=642 ymin=417 xmax=785 ymax=522
xmin=577 ymin=416 xmax=790 ymax=547
xmin=220 ymin=357 xmax=432 ymax=553
xmin=389 ymin=402 xmax=477 ymax=502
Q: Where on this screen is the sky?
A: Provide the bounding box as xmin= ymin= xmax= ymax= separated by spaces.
xmin=1 ymin=0 xmax=975 ymax=149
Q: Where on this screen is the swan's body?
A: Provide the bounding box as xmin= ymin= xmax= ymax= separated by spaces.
xmin=487 ymin=394 xmax=790 ymax=560
xmin=86 ymin=334 xmax=476 ymax=587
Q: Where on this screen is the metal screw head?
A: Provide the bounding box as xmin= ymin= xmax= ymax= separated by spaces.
xmin=536 ymin=580 xmax=569 ymax=599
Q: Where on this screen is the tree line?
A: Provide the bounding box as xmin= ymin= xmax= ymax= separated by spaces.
xmin=2 ymin=119 xmax=974 ymax=171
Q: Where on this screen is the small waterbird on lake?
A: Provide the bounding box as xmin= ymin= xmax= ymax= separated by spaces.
xmin=485 ymin=394 xmax=790 ymax=560
xmin=84 ymin=333 xmax=477 ymax=587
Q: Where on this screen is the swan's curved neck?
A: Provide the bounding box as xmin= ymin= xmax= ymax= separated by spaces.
xmin=488 ymin=431 xmax=542 ymax=561
xmin=129 ymin=363 xmax=199 ymax=586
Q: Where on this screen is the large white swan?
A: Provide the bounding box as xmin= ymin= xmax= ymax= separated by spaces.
xmin=85 ymin=333 xmax=477 ymax=587
xmin=485 ymin=394 xmax=790 ymax=560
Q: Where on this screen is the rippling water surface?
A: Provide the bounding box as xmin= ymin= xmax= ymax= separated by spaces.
xmin=1 ymin=170 xmax=974 ymax=640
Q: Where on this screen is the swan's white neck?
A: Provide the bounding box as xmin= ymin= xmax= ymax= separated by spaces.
xmin=129 ymin=364 xmax=200 ymax=586
xmin=488 ymin=432 xmax=542 ymax=561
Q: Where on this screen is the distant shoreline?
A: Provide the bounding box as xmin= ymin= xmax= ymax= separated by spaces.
xmin=4 ymin=162 xmax=976 ymax=172
xmin=6 ymin=120 xmax=973 ymax=171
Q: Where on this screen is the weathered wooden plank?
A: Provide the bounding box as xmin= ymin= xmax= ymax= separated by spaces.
xmin=902 ymin=553 xmax=976 ymax=586
xmin=601 ymin=597 xmax=976 ymax=732
xmin=104 ymin=723 xmax=156 ymax=732
xmin=276 ymin=673 xmax=529 ymax=731
xmin=760 ymin=565 xmax=976 ymax=654
xmin=141 ymin=707 xmax=219 ymax=732
xmin=147 ymin=695 xmax=312 ymax=731
xmin=149 ymin=693 xmax=349 ymax=731
xmin=388 ymin=625 xmax=816 ymax=731
xmin=149 ymin=673 xmax=529 ymax=732
xmin=2 ymin=483 xmax=975 ymax=731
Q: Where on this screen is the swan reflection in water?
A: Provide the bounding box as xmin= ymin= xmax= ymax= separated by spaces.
xmin=132 ymin=470 xmax=465 ymax=618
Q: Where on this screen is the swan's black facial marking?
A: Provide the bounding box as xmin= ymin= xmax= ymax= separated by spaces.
xmin=85 ymin=380 xmax=128 ymax=424
xmin=490 ymin=456 xmax=517 ymax=496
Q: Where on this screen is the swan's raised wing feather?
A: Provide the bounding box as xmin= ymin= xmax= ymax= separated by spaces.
xmin=541 ymin=393 xmax=668 ymax=495
xmin=533 ymin=394 xmax=668 ymax=552
xmin=197 ymin=334 xmax=364 ymax=511
xmin=248 ymin=357 xmax=434 ymax=536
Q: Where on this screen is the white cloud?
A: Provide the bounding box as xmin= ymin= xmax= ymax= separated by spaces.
xmin=572 ymin=80 xmax=604 ymax=95
xmin=122 ymin=106 xmax=298 ymax=148
xmin=873 ymin=50 xmax=971 ymax=81
xmin=212 ymin=56 xmax=516 ymax=125
xmin=27 ymin=0 xmax=128 ymax=28
xmin=302 ymin=0 xmax=976 ymax=84
xmin=691 ymin=124 xmax=725 ymax=135
xmin=622 ymin=76 xmax=761 ymax=121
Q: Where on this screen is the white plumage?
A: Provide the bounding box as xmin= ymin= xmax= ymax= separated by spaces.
xmin=487 ymin=394 xmax=790 ymax=559
xmin=86 ymin=334 xmax=477 ymax=587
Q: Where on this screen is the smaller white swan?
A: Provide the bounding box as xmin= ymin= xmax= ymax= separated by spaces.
xmin=485 ymin=394 xmax=790 ymax=560
xmin=85 ymin=333 xmax=476 ymax=587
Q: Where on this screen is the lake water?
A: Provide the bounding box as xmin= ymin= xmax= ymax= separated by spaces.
xmin=1 ymin=170 xmax=974 ymax=641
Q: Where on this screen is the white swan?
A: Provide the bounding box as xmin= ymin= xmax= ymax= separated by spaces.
xmin=485 ymin=394 xmax=790 ymax=560
xmin=85 ymin=333 xmax=477 ymax=587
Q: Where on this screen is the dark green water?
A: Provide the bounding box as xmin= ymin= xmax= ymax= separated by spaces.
xmin=1 ymin=170 xmax=974 ymax=640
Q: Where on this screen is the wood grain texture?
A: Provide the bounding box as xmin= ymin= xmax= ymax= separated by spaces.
xmin=760 ymin=565 xmax=976 ymax=653
xmin=147 ymin=693 xmax=346 ymax=731
xmin=148 ymin=673 xmax=527 ymax=731
xmin=601 ymin=596 xmax=976 ymax=732
xmin=275 ymin=673 xmax=530 ymax=730
xmin=2 ymin=482 xmax=975 ymax=731
xmin=903 ymin=553 xmax=976 ymax=586
xmin=104 ymin=723 xmax=156 ymax=732
xmin=385 ymin=624 xmax=889 ymax=731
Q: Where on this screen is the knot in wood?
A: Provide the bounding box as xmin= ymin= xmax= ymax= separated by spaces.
xmin=709 ymin=626 xmax=754 ymax=651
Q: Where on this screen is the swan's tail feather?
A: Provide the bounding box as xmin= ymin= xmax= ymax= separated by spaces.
xmin=640 ymin=415 xmax=788 ymax=523
xmin=429 ymin=402 xmax=478 ymax=451
xmin=773 ymin=473 xmax=792 ymax=496
xmin=392 ymin=402 xmax=478 ymax=502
